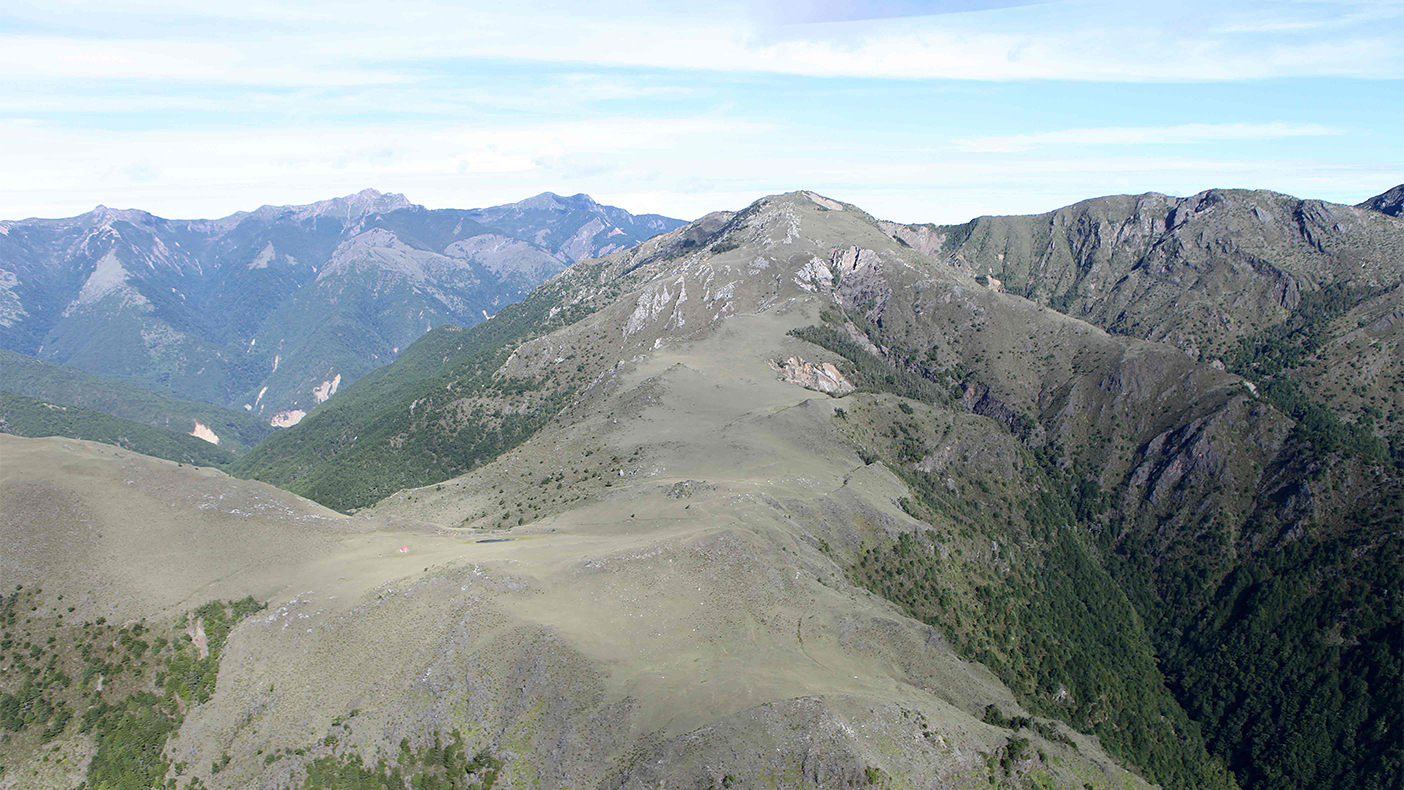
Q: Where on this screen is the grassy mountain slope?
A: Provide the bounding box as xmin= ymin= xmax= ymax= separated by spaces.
xmin=2 ymin=422 xmax=1145 ymax=790
xmin=231 ymin=213 xmax=731 ymax=510
xmin=0 ymin=349 xmax=272 ymax=452
xmin=358 ymin=189 xmax=1397 ymax=790
xmin=0 ymin=390 xmax=236 ymax=466
xmin=352 ymin=192 xmax=1254 ymax=789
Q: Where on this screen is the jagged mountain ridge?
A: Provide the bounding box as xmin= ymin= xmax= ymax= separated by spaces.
xmin=0 ymin=189 xmax=684 ymax=428
xmin=885 ymin=186 xmax=1403 ymax=355
xmin=5 ymin=191 xmax=1196 ymax=790
xmin=232 ymin=190 xmax=1252 ymax=787
xmin=1359 ymin=184 xmax=1404 ymax=218
xmin=884 ymin=185 xmax=1404 ymax=456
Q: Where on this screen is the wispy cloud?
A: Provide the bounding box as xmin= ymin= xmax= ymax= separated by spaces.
xmin=0 ymin=36 xmax=403 ymax=86
xmin=4 ymin=0 xmax=1402 ymax=83
xmin=746 ymin=0 xmax=1048 ymax=25
xmin=0 ymin=115 xmax=774 ymax=218
xmin=956 ymin=122 xmax=1345 ymax=153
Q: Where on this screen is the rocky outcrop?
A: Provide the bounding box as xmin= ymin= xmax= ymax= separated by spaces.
xmin=960 ymin=380 xmax=1042 ymax=445
xmin=772 ymin=356 xmax=855 ymax=395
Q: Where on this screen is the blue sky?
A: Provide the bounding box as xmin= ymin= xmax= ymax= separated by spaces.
xmin=1 ymin=0 xmax=1400 ymax=223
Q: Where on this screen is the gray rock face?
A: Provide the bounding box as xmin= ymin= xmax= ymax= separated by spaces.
xmin=1358 ymin=184 xmax=1404 ymax=217
xmin=772 ymin=356 xmax=856 ymax=395
xmin=0 ymin=190 xmax=684 ymax=420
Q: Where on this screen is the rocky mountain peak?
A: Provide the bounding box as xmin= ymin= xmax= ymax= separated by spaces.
xmin=83 ymin=204 xmax=159 ymax=228
xmin=1358 ymin=183 xmax=1404 ymax=218
xmin=295 ymin=188 xmax=414 ymax=221
xmin=238 ymin=188 xmax=416 ymax=225
xmin=514 ymin=191 xmax=601 ymax=212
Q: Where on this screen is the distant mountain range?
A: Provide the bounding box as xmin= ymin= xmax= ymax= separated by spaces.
xmin=0 ymin=190 xmax=684 ymax=430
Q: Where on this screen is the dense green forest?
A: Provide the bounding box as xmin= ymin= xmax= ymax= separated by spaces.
xmin=846 ymin=438 xmax=1236 ymax=790
xmin=1224 ymin=284 xmax=1396 ymax=463
xmin=1159 ymin=516 xmax=1402 ymax=790
xmin=793 ymin=310 xmax=1234 ymax=790
xmin=0 ymin=350 xmax=272 ymax=453
xmin=0 ymin=390 xmax=236 ymax=467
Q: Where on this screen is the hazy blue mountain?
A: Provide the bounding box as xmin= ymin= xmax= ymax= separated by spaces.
xmin=0 ymin=190 xmax=684 ymax=425
xmin=461 ymin=191 xmax=683 ymax=262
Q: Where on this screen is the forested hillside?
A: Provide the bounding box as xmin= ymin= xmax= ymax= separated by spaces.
xmin=0 ymin=350 xmax=271 ymax=453
xmin=0 ymin=390 xmax=236 ymax=466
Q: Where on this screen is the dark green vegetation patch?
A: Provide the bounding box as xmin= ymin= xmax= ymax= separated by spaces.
xmin=295 ymin=732 xmax=502 ymax=790
xmin=0 ymin=390 xmax=236 ymax=467
xmin=840 ymin=411 xmax=1236 ymax=790
xmin=0 ymin=588 xmax=264 ymax=789
xmin=0 ymin=350 xmax=273 ymax=453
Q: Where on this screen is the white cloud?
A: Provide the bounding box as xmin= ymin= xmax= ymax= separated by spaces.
xmin=4 ymin=0 xmax=1401 ymax=83
xmin=0 ymin=36 xmax=403 ymax=86
xmin=956 ymin=122 xmax=1345 ymax=153
xmin=1 ymin=104 xmax=1393 ymax=225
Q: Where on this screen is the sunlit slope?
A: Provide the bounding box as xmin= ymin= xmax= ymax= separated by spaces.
xmin=366 ymin=189 xmax=1395 ymax=790
xmin=0 ymin=435 xmax=348 ymax=622
xmin=365 ymin=191 xmax=1248 ymax=789
xmin=1 ymin=436 xmax=1145 ymax=789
